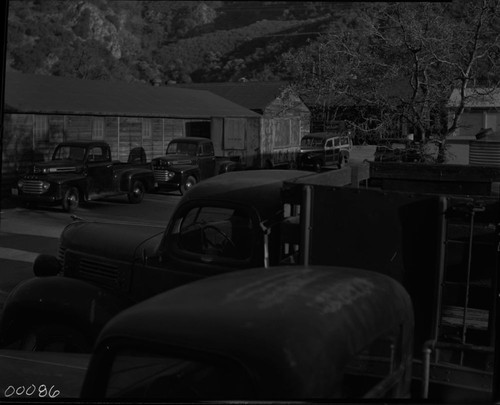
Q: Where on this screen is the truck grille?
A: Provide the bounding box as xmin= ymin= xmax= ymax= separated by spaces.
xmin=64 ymin=251 xmax=131 ymax=292
xmin=58 ymin=245 xmax=67 ymax=263
xmin=154 ymin=169 xmax=170 ymax=182
xmin=22 ymin=180 xmax=44 ymax=194
xmin=79 ymin=257 xmax=121 ymax=288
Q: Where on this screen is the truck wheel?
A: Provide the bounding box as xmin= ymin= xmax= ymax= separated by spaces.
xmin=20 ymin=323 xmax=91 ymax=353
xmin=180 ymin=176 xmax=197 ymax=195
xmin=62 ymin=187 xmax=79 ymax=212
xmin=128 ymin=180 xmax=145 ymax=204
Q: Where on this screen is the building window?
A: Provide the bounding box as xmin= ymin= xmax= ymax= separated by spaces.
xmin=92 ymin=117 xmax=105 ymax=140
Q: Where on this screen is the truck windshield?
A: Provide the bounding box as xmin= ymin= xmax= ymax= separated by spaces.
xmin=52 ymin=145 xmax=86 ymax=161
xmin=105 ymin=348 xmax=252 ymax=399
xmin=172 ymin=206 xmax=254 ymax=260
xmin=166 ymin=142 xmax=197 ymax=156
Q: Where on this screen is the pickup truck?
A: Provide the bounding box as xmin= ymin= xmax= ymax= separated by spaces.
xmin=0 ymin=170 xmax=313 ymax=352
xmin=152 ymin=137 xmax=241 ymax=194
xmin=12 ymin=141 xmax=155 ymax=212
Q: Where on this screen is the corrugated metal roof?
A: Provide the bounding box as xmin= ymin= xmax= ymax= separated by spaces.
xmin=175 ymin=81 xmax=291 ymax=111
xmin=448 ymin=88 xmax=500 ymax=108
xmin=4 ymin=71 xmax=260 ymax=118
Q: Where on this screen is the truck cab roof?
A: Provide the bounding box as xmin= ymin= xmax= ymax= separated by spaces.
xmin=178 ymin=170 xmax=314 ymax=218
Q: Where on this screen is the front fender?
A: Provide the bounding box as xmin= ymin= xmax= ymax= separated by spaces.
xmin=119 ymin=168 xmax=155 ymax=191
xmin=218 ymin=160 xmax=242 ymax=174
xmin=0 ymin=277 xmax=134 ymax=346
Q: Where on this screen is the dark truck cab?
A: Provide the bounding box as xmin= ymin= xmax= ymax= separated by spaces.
xmin=152 ymin=137 xmax=241 ymax=194
xmin=13 ymin=141 xmax=155 ymax=212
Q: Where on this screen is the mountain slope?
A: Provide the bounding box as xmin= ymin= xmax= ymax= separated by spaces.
xmin=6 ymin=0 xmax=353 ymax=84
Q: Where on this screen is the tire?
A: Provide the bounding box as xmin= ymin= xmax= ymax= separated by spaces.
xmin=62 ymin=186 xmax=79 ymax=212
xmin=20 ymin=323 xmax=91 ymax=353
xmin=128 ymin=180 xmax=145 ymax=204
xmin=180 ymin=175 xmax=197 ymax=195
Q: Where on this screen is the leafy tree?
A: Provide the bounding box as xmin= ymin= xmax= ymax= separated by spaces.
xmin=72 ymin=8 xmax=92 ymax=39
xmin=52 ymin=39 xmax=115 ymax=80
xmin=284 ymin=0 xmax=500 ymax=161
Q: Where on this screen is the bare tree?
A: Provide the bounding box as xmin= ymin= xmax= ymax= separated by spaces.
xmin=284 ymin=0 xmax=500 ymax=161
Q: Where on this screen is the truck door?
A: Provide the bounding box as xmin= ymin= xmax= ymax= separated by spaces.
xmin=86 ymin=146 xmax=114 ymax=195
xmin=325 ymin=138 xmax=334 ymax=165
xmin=198 ymin=142 xmax=216 ymax=179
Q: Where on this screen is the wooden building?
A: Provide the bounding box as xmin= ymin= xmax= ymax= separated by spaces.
xmin=448 ymin=88 xmax=500 ymax=137
xmin=176 ymin=81 xmax=311 ymax=168
xmin=2 ymin=71 xmax=262 ymax=194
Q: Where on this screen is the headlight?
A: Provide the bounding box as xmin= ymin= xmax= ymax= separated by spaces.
xmin=42 ymin=181 xmax=50 ymax=191
xmin=167 ymin=171 xmax=175 ymax=178
xmin=17 ymin=179 xmax=24 ymax=189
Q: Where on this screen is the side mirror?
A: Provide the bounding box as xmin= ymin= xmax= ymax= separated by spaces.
xmin=33 ymin=254 xmax=61 ymax=277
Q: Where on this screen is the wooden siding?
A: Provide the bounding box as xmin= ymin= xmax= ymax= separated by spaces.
xmin=2 ymin=91 xmax=311 ymax=195
xmin=450 ymin=110 xmax=500 ymax=137
xmin=219 ymin=117 xmax=261 ymax=167
xmin=257 ymin=90 xmax=310 ymax=168
xmin=119 ymin=117 xmax=142 ymax=162
xmin=67 ymin=115 xmax=92 ymax=140
xmin=211 ymin=118 xmax=224 ymax=156
xmin=104 ymin=117 xmax=119 ymax=160
xmin=2 ymin=113 xmax=190 ymax=196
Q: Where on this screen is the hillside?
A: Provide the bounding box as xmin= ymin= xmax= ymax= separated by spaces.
xmin=6 ymin=0 xmax=356 ymax=84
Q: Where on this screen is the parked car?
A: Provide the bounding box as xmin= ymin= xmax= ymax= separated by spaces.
xmin=152 ymin=137 xmax=242 ymax=194
xmin=0 ymin=170 xmax=314 ymax=352
xmin=297 ymin=132 xmax=352 ymax=171
xmin=12 ymin=141 xmax=155 ymax=211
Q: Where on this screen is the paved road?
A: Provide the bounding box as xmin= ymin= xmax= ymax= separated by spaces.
xmin=0 ymin=192 xmax=181 ymax=308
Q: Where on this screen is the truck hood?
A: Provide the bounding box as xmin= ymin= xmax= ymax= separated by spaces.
xmin=61 ymin=221 xmax=165 ymax=261
xmin=31 ymin=159 xmax=84 ymax=174
xmin=152 ymin=154 xmax=196 ymax=167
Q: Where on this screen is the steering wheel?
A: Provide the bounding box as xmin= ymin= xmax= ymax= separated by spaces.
xmin=202 ymin=225 xmax=236 ymax=253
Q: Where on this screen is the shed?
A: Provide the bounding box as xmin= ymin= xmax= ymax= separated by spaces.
xmin=447 ymin=88 xmax=500 ymax=137
xmin=2 ymin=71 xmax=261 ymax=194
xmin=176 ymin=81 xmax=311 ymax=168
